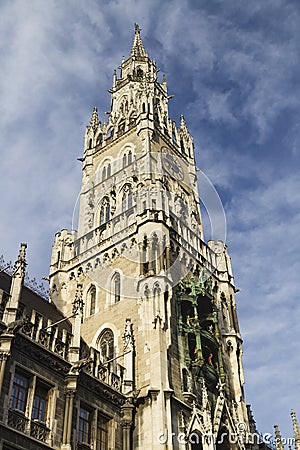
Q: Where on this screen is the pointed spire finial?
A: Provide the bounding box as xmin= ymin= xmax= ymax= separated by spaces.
xmin=291 ymin=410 xmax=300 ymax=450
xmin=90 ymin=106 xmax=99 ymax=130
xmin=131 ymin=23 xmax=146 ymax=58
xmin=274 ymin=425 xmax=285 ymax=450
xmin=134 ymin=23 xmax=141 ymax=34
xmin=13 ymin=243 xmax=27 ymax=278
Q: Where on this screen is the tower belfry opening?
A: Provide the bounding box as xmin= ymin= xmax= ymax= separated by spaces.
xmin=47 ymin=24 xmax=249 ymax=449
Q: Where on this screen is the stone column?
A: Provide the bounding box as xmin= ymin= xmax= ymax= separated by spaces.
xmin=0 ymin=351 xmax=10 ymax=395
xmin=121 ymin=400 xmax=134 ymax=450
xmin=62 ymin=378 xmax=77 ymax=449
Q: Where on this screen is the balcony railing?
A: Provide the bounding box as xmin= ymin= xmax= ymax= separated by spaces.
xmin=30 ymin=419 xmax=51 ymax=442
xmin=8 ymin=409 xmax=50 ymax=443
xmin=20 ymin=309 xmax=72 ymax=360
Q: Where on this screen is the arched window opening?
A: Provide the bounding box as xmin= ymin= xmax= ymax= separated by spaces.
xmin=153 ymin=282 xmax=161 ymax=297
xmin=151 ymin=233 xmax=159 ymax=274
xmin=88 ymin=285 xmax=96 ymax=316
xmin=122 ymin=185 xmax=133 ymax=212
xmin=142 ymin=235 xmax=148 ymax=274
xmin=137 ymin=68 xmax=143 ymax=78
xmin=188 ymin=333 xmax=197 ymax=361
xmin=122 ymin=193 xmax=126 ymax=212
xmin=142 ymin=102 xmax=146 ymax=113
xmin=102 ymin=163 xmax=112 ymax=181
xmin=123 ymin=150 xmax=134 ymax=168
xmin=182 ymin=368 xmax=188 ymax=392
xmin=128 ymin=191 xmax=133 ymax=209
xmin=98 ymin=329 xmax=114 ymax=363
xmin=100 ymin=197 xmax=110 ymax=225
xmin=102 ymin=166 xmax=106 ymax=181
xmin=107 ymin=163 xmax=111 ymax=178
xmin=128 ymin=150 xmax=132 ymax=165
xmin=112 ymin=273 xmax=121 ymax=303
xmin=89 ymin=138 xmax=93 ymax=149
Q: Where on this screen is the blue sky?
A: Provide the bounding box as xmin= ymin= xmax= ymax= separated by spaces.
xmin=0 ymin=0 xmax=299 ymax=440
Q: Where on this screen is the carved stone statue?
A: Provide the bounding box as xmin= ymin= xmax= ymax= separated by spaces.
xmin=69 ymin=357 xmax=93 ymax=374
xmin=2 ymin=316 xmax=29 ymax=335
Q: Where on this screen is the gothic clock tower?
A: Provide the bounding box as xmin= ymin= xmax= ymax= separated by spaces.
xmin=49 ymin=24 xmax=249 ymax=449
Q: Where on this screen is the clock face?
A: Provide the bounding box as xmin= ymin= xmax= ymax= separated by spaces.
xmin=162 ymin=150 xmax=184 ymax=180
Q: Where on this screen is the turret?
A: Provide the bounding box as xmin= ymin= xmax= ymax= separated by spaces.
xmin=291 ymin=410 xmax=300 ymax=450
xmin=274 ymin=425 xmax=285 ymax=450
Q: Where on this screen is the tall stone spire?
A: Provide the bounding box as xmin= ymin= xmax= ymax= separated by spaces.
xmin=130 ymin=23 xmax=146 ymax=58
xmin=291 ymin=410 xmax=300 ymax=450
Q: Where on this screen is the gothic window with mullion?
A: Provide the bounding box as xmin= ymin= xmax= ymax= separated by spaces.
xmin=98 ymin=328 xmax=115 ymax=364
xmin=122 ymin=149 xmax=133 ymax=167
xmin=102 ymin=163 xmax=111 ymax=181
xmin=100 ymin=197 xmax=110 ymax=225
xmin=122 ymin=184 xmax=133 ymax=212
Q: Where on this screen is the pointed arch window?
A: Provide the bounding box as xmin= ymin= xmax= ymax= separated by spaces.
xmin=88 ymin=285 xmax=96 ymax=316
xmin=98 ymin=329 xmax=114 ymax=363
xmin=122 ymin=184 xmax=133 ymax=212
xmin=107 ymin=163 xmax=111 ymax=178
xmin=153 ymin=282 xmax=161 ymax=297
xmin=102 ymin=166 xmax=106 ymax=181
xmin=122 ymin=149 xmax=133 ymax=167
xmin=102 ymin=163 xmax=112 ymax=181
xmin=111 ymin=272 xmax=121 ymax=303
xmin=100 ymin=197 xmax=110 ymax=225
xmin=128 ymin=150 xmax=132 ymax=165
xmin=151 ymin=233 xmax=160 ymax=274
